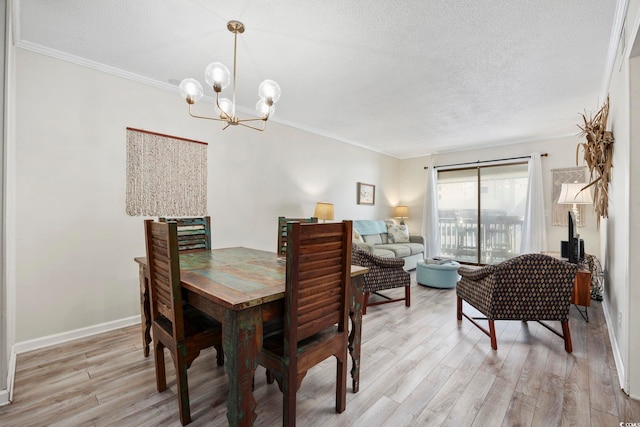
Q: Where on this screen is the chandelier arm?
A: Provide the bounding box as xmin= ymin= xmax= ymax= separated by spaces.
xmin=236 ymin=117 xmax=268 ymax=123
xmin=188 ymin=105 xmax=227 ymax=122
xmin=237 ymin=121 xmax=266 ymax=131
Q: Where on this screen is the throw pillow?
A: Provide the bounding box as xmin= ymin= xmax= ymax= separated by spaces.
xmin=363 ymin=233 xmax=383 ymax=245
xmin=387 ymin=224 xmax=410 ymax=243
xmin=352 ymin=229 xmax=364 ymax=244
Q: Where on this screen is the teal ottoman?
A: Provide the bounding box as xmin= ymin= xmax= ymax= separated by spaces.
xmin=417 ymin=260 xmax=461 ymax=288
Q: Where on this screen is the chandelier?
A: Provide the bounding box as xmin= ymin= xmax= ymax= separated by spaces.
xmin=178 ymin=20 xmax=281 ymax=131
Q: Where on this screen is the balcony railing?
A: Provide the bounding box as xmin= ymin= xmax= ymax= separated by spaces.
xmin=438 ymin=214 xmax=523 ymax=265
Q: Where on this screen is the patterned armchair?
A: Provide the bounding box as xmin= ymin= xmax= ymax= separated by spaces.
xmin=351 ymin=245 xmax=411 ymax=314
xmin=456 ymin=253 xmax=578 ymax=352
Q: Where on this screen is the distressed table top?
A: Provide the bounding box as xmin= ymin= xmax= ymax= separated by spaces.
xmin=135 ymin=246 xmax=368 ymax=311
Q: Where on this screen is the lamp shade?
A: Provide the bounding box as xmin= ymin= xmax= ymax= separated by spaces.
xmin=394 ymin=205 xmax=409 ymax=218
xmin=558 ymin=183 xmax=593 ymax=205
xmin=314 ymin=202 xmax=334 ymax=221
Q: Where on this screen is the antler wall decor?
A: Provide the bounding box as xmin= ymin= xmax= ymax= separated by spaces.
xmin=576 ymin=96 xmax=614 ymax=226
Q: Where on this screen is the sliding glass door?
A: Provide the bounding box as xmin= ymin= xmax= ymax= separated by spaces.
xmin=438 ymin=169 xmax=478 ymax=262
xmin=437 ymin=163 xmax=529 ymax=264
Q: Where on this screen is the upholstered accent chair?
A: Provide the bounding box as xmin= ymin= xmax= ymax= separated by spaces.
xmin=351 ymin=245 xmax=411 ymax=314
xmin=456 ymin=253 xmax=578 ymax=352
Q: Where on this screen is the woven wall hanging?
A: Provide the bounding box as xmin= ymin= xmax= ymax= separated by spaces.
xmin=126 ymin=127 xmax=207 ymax=217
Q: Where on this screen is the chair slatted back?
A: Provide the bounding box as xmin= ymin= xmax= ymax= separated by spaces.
xmin=145 ymin=219 xmax=185 ymax=341
xmin=159 ymin=216 xmax=211 ymax=252
xmin=285 ymin=221 xmax=351 ymax=352
xmin=277 ymin=216 xmax=318 ymax=256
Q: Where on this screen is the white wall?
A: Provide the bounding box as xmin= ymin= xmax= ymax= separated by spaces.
xmin=0 ymin=0 xmax=8 ymax=404
xmin=11 ymin=48 xmax=399 ymax=343
xmin=607 ymin=42 xmax=631 ymax=394
xmin=206 ymin=123 xmax=401 ymax=251
xmin=603 ymin=0 xmax=640 ymax=398
xmin=397 ymin=136 xmax=602 ymax=258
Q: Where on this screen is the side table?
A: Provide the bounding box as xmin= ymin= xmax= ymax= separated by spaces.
xmin=573 ymin=269 xmax=591 ymax=322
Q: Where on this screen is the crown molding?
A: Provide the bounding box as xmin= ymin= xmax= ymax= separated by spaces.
xmin=601 ymin=0 xmax=630 ymax=99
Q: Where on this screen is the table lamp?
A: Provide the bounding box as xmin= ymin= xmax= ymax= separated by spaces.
xmin=558 ymin=182 xmax=593 ymax=225
xmin=394 ymin=205 xmax=409 ymax=225
xmin=314 ymin=202 xmax=334 ymax=222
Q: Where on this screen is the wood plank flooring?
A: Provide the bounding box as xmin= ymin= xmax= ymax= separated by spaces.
xmin=2 ymin=272 xmax=639 ymax=426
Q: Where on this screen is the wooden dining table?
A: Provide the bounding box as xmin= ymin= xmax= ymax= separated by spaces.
xmin=134 ymin=247 xmax=367 ymax=426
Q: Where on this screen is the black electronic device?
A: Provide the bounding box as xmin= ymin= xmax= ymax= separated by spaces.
xmin=561 ymin=211 xmax=584 ymax=264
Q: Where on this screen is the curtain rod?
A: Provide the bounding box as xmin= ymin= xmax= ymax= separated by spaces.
xmin=423 ymin=153 xmax=548 ymax=170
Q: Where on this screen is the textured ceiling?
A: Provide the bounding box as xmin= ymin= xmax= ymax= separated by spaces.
xmin=15 ymin=0 xmax=620 ymax=158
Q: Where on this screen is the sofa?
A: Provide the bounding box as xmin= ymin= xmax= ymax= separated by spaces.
xmin=352 ymin=219 xmax=425 ymax=271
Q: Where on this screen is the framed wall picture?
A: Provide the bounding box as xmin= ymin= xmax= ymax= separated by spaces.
xmin=357 ymin=182 xmax=375 ymax=205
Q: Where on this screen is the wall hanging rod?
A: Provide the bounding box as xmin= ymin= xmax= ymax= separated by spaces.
xmin=423 ymin=153 xmax=548 ymax=170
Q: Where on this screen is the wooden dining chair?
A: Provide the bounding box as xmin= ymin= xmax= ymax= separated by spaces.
xmin=159 ymin=216 xmax=211 ymax=252
xmin=259 ymin=220 xmax=352 ymax=426
xmin=277 ymin=216 xmax=318 ymax=256
xmin=144 ymin=219 xmax=224 ymax=425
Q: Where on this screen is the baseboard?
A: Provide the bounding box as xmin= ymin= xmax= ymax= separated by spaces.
xmin=12 ymin=315 xmax=141 ymax=355
xmin=601 ymin=296 xmax=626 ymax=391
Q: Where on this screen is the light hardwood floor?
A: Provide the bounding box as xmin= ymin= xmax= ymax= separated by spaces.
xmin=2 ymin=272 xmax=639 ymax=426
